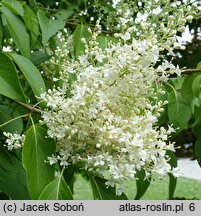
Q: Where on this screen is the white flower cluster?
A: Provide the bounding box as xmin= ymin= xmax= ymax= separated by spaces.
xmin=41 ymin=31 xmax=72 ymax=82
xmin=39 ymin=20 xmax=182 ymax=194
xmin=38 ymin=1 xmax=199 ymax=194
xmin=3 ymin=132 xmax=25 ymax=151
xmin=95 ymin=0 xmax=198 ymax=54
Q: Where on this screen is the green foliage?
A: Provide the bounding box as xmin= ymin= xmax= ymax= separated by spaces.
xmin=168 ymin=91 xmax=191 ymax=130
xmin=192 ymin=74 xmax=201 ymax=99
xmin=0 ymin=18 xmax=4 ymax=50
xmin=134 ymin=169 xmax=151 ymax=200
xmin=0 ymin=52 xmax=26 ymax=102
xmin=0 ymin=146 xmax=30 ymax=199
xmin=23 ymin=4 xmax=40 ymax=48
xmin=194 ymin=138 xmax=201 ymax=166
xmin=39 ymin=170 xmax=73 ymax=200
xmin=181 ymin=74 xmax=196 ymax=103
xmin=193 ymin=106 xmax=201 ymax=134
xmin=2 ymin=0 xmax=24 ymax=16
xmin=96 ymin=35 xmax=118 ymax=49
xmin=196 ymin=61 xmax=201 ymax=69
xmin=31 ymin=51 xmax=50 ymax=65
xmin=181 ymin=74 xmax=198 ymax=113
xmin=8 ymin=53 xmax=46 ymax=105
xmin=89 ymin=176 xmax=128 ymax=200
xmin=1 ymin=4 xmax=30 ymax=59
xmin=22 ymin=124 xmax=56 ymax=199
xmin=37 ymin=9 xmax=73 ymax=45
xmin=0 ymin=104 xmax=23 ymax=133
xmin=63 ymin=166 xmax=75 ymax=193
xmin=73 ymin=24 xmax=91 ymax=57
xmin=167 ymin=150 xmax=177 ymax=199
xmin=164 ymin=72 xmax=201 ymax=170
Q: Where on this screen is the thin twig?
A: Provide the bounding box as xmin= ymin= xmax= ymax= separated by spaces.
xmin=14 ymin=100 xmax=44 ymax=114
xmin=181 ymin=69 xmax=201 ymax=75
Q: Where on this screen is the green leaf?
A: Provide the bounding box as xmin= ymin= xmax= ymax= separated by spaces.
xmin=96 ymin=35 xmax=118 ymax=49
xmin=0 ymin=192 xmax=9 ymax=200
xmin=89 ymin=176 xmax=128 ymax=200
xmin=193 ymin=106 xmax=201 ymax=138
xmin=168 ymin=174 xmax=177 ymax=200
xmin=0 ymin=18 xmax=4 ymax=50
xmin=22 ymin=5 xmax=39 ymax=48
xmin=39 ymin=172 xmax=73 ymax=200
xmin=193 ymin=106 xmax=201 ymax=128
xmin=181 ymin=74 xmax=198 ymax=114
xmin=194 ymin=137 xmax=201 ymax=167
xmin=37 ymin=9 xmax=73 ymax=45
xmin=0 ymin=104 xmax=23 ymax=133
xmin=169 ymin=77 xmax=184 ymax=91
xmin=1 ymin=6 xmax=30 ymax=59
xmin=22 ymin=124 xmax=56 ymax=199
xmin=63 ymin=165 xmax=75 ymax=193
xmin=7 ymin=53 xmax=46 ymax=103
xmin=168 ymin=91 xmax=191 ymax=130
xmin=28 ymin=0 xmax=37 ymax=12
xmin=0 ymin=146 xmax=30 ymax=199
xmin=73 ymin=24 xmax=91 ymax=58
xmin=135 ymin=169 xmax=151 ymax=200
xmin=192 ymin=74 xmax=201 ymax=99
xmin=196 ymin=61 xmax=201 ymax=69
xmin=167 ymin=150 xmax=177 ymax=199
xmin=2 ymin=0 xmax=24 ymax=17
xmin=0 ymin=52 xmax=26 ymax=102
xmin=31 ymin=51 xmax=50 ymax=65
xmin=181 ymin=74 xmax=197 ymax=103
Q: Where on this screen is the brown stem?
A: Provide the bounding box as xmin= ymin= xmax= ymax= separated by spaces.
xmin=14 ymin=100 xmax=44 ymax=114
xmin=181 ymin=69 xmax=201 ymax=75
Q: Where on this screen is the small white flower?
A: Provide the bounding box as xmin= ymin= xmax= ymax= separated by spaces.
xmin=3 ymin=132 xmax=25 ymax=151
xmin=121 ymin=32 xmax=131 ymax=41
xmin=171 ymin=167 xmax=180 ymax=178
xmin=81 ymin=38 xmax=87 ymax=44
xmin=47 ymin=155 xmax=58 ymax=165
xmin=40 ymin=92 xmax=46 ymax=100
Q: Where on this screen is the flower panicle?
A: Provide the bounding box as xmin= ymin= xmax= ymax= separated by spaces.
xmin=3 ymin=132 xmax=25 ymax=151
